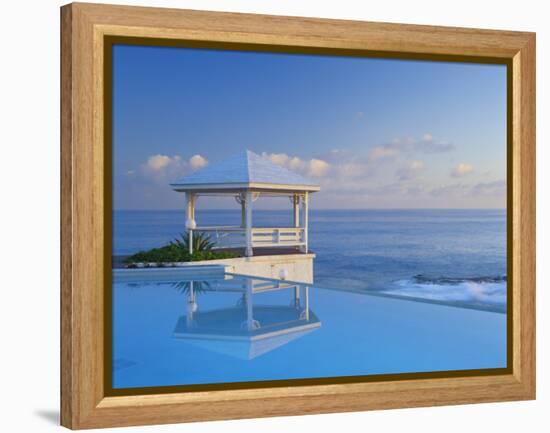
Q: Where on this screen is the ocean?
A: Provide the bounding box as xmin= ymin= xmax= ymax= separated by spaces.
xmin=113 ymin=209 xmax=507 ymax=313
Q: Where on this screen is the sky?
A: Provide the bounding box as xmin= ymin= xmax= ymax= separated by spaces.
xmin=112 ymin=44 xmax=507 ymax=210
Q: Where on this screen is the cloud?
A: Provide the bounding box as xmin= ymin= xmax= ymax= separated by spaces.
xmin=391 ymin=134 xmax=454 ymax=154
xmin=318 ymin=149 xmax=356 ymax=163
xmin=260 ymin=134 xmax=454 ymax=197
xmin=144 ymin=154 xmax=178 ymax=172
xmin=368 ymin=146 xmax=400 ymax=162
xmin=366 ymin=134 xmax=454 ymax=163
xmin=189 ymin=154 xmax=208 ymax=170
xmin=335 ymin=162 xmax=369 ymax=178
xmin=137 ymin=153 xmax=208 ymax=183
xmin=264 ymin=152 xmax=290 ymax=166
xmin=430 ymin=179 xmax=505 ymax=198
xmin=308 ymin=158 xmax=330 ymax=177
xmin=261 ymin=152 xmax=330 ymax=178
xmin=416 ymin=134 xmax=455 ymax=153
xmin=396 ymin=160 xmax=425 ymax=181
xmin=451 ymin=163 xmax=474 ymax=178
xmin=471 ymin=180 xmax=506 ymax=196
xmin=430 ymin=183 xmax=468 ymax=198
xmin=424 ymin=141 xmax=455 ymax=153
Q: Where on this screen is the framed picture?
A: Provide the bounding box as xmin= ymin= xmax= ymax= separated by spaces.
xmin=60 ymin=3 xmax=535 ymax=429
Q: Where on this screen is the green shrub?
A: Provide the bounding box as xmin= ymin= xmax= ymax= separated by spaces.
xmin=124 ymin=232 xmax=239 ymax=265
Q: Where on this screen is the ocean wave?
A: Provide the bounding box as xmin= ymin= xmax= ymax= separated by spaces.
xmin=411 ymin=274 xmax=506 ymax=285
xmin=382 ymin=275 xmax=507 ymax=311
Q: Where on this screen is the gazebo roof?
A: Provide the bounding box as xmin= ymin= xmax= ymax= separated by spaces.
xmin=170 ymin=150 xmax=320 ymax=193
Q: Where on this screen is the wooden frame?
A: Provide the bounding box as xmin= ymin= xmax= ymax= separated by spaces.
xmin=60 ymin=2 xmax=535 ymax=429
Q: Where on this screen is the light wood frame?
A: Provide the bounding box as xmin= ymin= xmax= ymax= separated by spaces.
xmin=60 ymin=2 xmax=535 ymax=429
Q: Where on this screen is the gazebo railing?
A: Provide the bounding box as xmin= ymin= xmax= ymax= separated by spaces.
xmin=193 ymin=226 xmax=306 ymax=250
xmin=194 ymin=226 xmax=246 ymax=249
xmin=198 ymin=278 xmax=300 ymax=293
xmin=251 ymin=227 xmax=305 ymax=248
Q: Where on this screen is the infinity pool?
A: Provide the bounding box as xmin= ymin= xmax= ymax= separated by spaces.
xmin=112 ymin=268 xmax=507 ymax=389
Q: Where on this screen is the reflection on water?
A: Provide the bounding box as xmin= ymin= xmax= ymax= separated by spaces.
xmin=112 ymin=269 xmax=506 ymax=389
xmin=173 ymin=276 xmax=321 ymax=360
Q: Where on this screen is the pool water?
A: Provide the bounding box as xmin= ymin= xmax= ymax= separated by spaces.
xmin=112 ymin=269 xmax=507 ymax=389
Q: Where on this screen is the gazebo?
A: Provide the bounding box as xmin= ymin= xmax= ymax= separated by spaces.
xmin=170 ymin=150 xmax=320 ymax=257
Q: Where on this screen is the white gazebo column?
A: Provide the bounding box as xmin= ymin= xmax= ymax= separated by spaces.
xmin=293 ymin=284 xmax=301 ymax=308
xmin=186 ymin=280 xmax=197 ymax=328
xmin=185 ymin=192 xmax=196 ymax=254
xmin=300 ymin=192 xmax=309 ymax=253
xmin=304 ymin=285 xmax=310 ymax=321
xmin=240 ymin=195 xmax=246 ymax=228
xmin=245 ymin=191 xmax=253 ymax=257
xmin=245 ymin=277 xmax=254 ymax=330
xmin=293 ymin=194 xmax=300 ymax=227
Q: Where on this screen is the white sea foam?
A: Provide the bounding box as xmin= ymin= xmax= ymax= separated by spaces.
xmin=384 ymin=278 xmax=507 ymax=307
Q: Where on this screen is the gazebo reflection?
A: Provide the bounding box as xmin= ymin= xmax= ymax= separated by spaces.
xmin=173 ymin=275 xmax=321 ymax=360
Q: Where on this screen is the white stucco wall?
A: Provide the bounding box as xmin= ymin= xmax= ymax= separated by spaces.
xmin=170 ymin=254 xmax=315 ymax=284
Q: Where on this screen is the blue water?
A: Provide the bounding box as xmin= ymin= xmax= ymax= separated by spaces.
xmin=112 ymin=270 xmax=507 ymax=389
xmin=113 ymin=209 xmax=507 ymax=312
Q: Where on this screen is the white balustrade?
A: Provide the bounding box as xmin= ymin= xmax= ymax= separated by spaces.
xmin=194 ymin=226 xmax=306 ymax=250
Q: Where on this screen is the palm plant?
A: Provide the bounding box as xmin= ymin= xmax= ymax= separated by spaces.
xmin=172 ymin=280 xmax=211 ymax=295
xmin=170 ymin=232 xmax=215 ymax=253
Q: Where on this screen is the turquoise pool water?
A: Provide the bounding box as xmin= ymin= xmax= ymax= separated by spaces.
xmin=112 ymin=269 xmax=507 ymax=389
